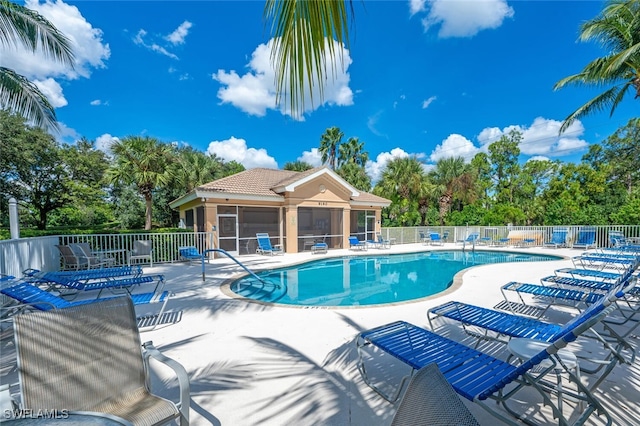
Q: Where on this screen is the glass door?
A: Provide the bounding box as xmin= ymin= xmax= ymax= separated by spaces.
xmin=366 ymin=213 xmax=376 ymax=242
xmin=217 ymin=214 xmax=238 ymax=254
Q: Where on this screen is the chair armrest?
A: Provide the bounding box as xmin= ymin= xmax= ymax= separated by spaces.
xmin=142 ymin=341 xmax=190 ymax=426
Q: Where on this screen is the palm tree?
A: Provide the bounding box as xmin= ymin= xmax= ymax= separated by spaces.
xmin=264 ymin=0 xmax=352 ymax=117
xmin=554 ymin=0 xmax=640 ymax=133
xmin=319 ymin=126 xmax=343 ymax=169
xmin=338 ymin=136 xmax=368 ymax=167
xmin=108 ymin=136 xmax=173 ymax=230
xmin=430 ymin=157 xmax=475 ymax=226
xmin=283 ymin=160 xmax=313 ymax=171
xmin=0 ymin=0 xmax=74 ymax=129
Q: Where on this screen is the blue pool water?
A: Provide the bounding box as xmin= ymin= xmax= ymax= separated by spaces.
xmin=230 ymin=250 xmax=561 ymax=307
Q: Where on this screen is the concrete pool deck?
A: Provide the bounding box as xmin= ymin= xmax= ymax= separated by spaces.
xmin=2 ymin=243 xmax=639 ymax=425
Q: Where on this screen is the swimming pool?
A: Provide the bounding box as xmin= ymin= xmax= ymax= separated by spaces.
xmin=230 ymin=250 xmax=562 ymax=307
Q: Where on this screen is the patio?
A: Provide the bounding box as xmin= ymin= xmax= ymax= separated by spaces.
xmin=1 ymin=243 xmax=639 ymax=425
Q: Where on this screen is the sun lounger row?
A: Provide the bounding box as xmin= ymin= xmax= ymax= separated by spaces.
xmin=357 ymin=251 xmax=639 ymax=425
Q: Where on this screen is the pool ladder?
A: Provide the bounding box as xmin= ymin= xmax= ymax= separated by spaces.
xmin=201 ymin=249 xmax=287 ymax=300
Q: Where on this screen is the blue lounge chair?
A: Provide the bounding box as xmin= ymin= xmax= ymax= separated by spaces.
xmin=311 ymin=235 xmax=328 ymax=254
xmin=426 ymin=291 xmax=635 ymax=390
xmin=179 ymin=246 xmax=204 ymax=264
xmin=255 ymin=233 xmax=283 ymax=256
xmin=358 ymin=295 xmax=618 ymax=425
xmin=573 ymin=252 xmax=637 ymax=270
xmin=428 ymin=232 xmax=443 ymax=246
xmin=572 ymin=227 xmax=597 ymax=250
xmin=1 ymin=281 xmax=172 ymax=330
xmin=348 ymin=236 xmax=367 ymax=251
xmin=28 ymin=271 xmax=165 ymax=299
xmin=457 ymin=232 xmax=479 ymax=246
xmin=24 ymin=266 xmax=143 ymax=281
xmin=374 ymin=233 xmax=391 ymax=249
xmin=543 ymin=228 xmax=569 ymax=249
xmin=555 ymin=267 xmax=623 ymax=281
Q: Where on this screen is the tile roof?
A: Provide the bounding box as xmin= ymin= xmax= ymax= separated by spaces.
xmin=197 ymin=168 xmax=298 ymax=197
xmin=195 ymin=167 xmax=390 ymax=204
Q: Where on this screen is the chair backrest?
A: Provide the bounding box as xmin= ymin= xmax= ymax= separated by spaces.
xmin=133 ymin=240 xmax=152 ymax=255
xmin=14 ymin=297 xmax=147 ymax=411
xmin=256 ymin=233 xmax=273 ymax=250
xmin=466 ymin=233 xmax=479 ymax=241
xmin=391 ymin=363 xmax=480 ymax=426
xmin=56 ymin=245 xmax=86 ymax=269
xmin=429 ymin=232 xmax=440 ymax=241
xmin=609 ymin=231 xmax=626 ymax=247
xmin=577 ymin=227 xmax=596 ymax=244
xmin=349 ymin=236 xmax=360 ymax=245
xmin=179 ymin=246 xmax=200 ymax=257
xmin=442 ymin=231 xmax=449 ymax=241
xmin=551 ymin=228 xmax=568 ymax=244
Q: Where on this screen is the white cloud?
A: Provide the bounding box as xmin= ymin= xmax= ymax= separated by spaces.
xmin=133 ymin=24 xmax=184 ymax=60
xmin=213 ymin=38 xmax=353 ymax=120
xmin=0 ymin=0 xmax=110 ymax=108
xmin=367 ymin=111 xmax=387 ymax=138
xmin=90 ymin=99 xmax=102 ymax=106
xmin=95 ymin=133 xmax=119 ymax=154
xmin=527 ymin=156 xmax=551 ymax=163
xmin=165 ymin=21 xmax=192 ymax=45
xmin=298 ymin=148 xmax=322 ymax=167
xmin=476 ymin=117 xmax=588 ymax=157
xmin=429 ymin=134 xmax=478 ymax=162
xmin=207 ymin=136 xmax=278 ymax=169
xmin=422 ymin=95 xmax=437 ymax=109
xmin=409 ymin=0 xmax=427 ymax=16
xmin=366 ymin=148 xmax=415 ymax=183
xmin=419 ymin=0 xmax=514 ymax=38
xmin=33 ymin=78 xmax=67 ymax=108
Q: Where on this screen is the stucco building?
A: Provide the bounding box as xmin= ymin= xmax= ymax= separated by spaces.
xmin=169 ymin=166 xmax=391 ymax=255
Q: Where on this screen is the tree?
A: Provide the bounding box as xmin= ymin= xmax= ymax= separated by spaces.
xmin=430 ymin=157 xmax=475 ymax=226
xmin=469 ymin=152 xmax=493 ymax=209
xmin=374 ymin=157 xmax=433 ymax=226
xmin=319 ymin=126 xmax=343 ymax=169
xmin=338 ymin=137 xmax=368 ymax=167
xmin=52 ymin=137 xmax=112 ymax=227
xmin=584 ymin=117 xmax=640 ymax=195
xmin=283 ymin=160 xmax=313 ymax=171
xmin=488 ymin=130 xmax=522 ymax=204
xmin=515 ymin=159 xmax=557 ymax=225
xmin=264 ymin=0 xmax=352 ymax=117
xmin=0 ymin=110 xmax=71 ymax=229
xmin=0 ymin=0 xmax=75 ymax=129
xmin=554 ymin=0 xmax=640 ymax=132
xmin=108 ymin=136 xmax=173 ymax=230
xmin=336 ymin=162 xmax=371 ymax=192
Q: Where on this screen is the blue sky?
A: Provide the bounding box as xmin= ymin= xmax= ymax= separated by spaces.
xmin=3 ymin=0 xmax=637 ymax=182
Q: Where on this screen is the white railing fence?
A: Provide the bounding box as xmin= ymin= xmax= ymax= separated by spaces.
xmin=379 ymin=225 xmax=640 ymax=247
xmin=1 ymin=232 xmax=214 ymax=278
xmin=1 ymin=226 xmax=639 ymax=278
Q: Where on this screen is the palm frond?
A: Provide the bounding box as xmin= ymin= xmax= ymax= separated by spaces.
xmin=559 ymin=85 xmax=625 ymax=133
xmin=264 ymin=0 xmax=352 ymax=118
xmin=0 ymin=66 xmax=56 ymax=130
xmin=0 ymin=0 xmax=74 ymax=66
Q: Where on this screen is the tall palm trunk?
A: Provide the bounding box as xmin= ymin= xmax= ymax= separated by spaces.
xmin=438 ymin=193 xmax=452 ymax=226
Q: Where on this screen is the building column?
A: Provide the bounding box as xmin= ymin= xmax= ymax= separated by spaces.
xmin=342 ymin=206 xmax=351 ymax=249
xmin=285 ymin=206 xmax=298 ymax=254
